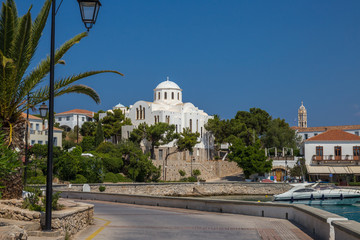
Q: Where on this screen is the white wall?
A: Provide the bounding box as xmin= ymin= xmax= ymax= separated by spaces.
xmin=304 ymin=141 xmax=360 ymax=165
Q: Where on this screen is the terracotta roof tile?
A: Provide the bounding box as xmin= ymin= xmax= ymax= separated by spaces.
xmin=55 ymin=109 xmax=94 ymax=118
xmin=305 ymin=129 xmax=360 ymax=142
xmin=21 ymin=112 xmax=42 ymax=120
xmin=292 ymin=125 xmax=360 ymax=133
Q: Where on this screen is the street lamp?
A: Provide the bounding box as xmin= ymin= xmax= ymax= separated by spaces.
xmin=45 ymin=0 xmax=101 ymax=231
xmin=39 ymin=103 xmax=49 ymax=125
xmin=77 ymin=0 xmax=102 ymax=31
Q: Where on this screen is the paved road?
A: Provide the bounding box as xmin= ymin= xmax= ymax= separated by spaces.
xmin=74 ymin=200 xmax=313 ymax=240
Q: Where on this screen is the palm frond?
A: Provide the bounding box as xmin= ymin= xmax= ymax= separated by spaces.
xmin=18 ymin=32 xmax=89 ymax=101
xmin=26 ymin=70 xmax=124 ymax=109
xmin=30 ymin=0 xmax=51 ymax=57
xmin=56 ymin=84 xmax=100 ymax=104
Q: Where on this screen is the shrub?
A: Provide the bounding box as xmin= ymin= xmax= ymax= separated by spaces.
xmin=178 ymin=170 xmax=186 ymax=177
xmin=27 ymin=176 xmax=46 ymax=184
xmin=116 ymin=174 xmax=132 ymax=182
xmin=192 ymin=169 xmax=201 ymax=177
xmin=96 ymin=142 xmax=116 ymax=153
xmin=80 ymin=136 xmax=95 ymax=152
xmin=99 ymin=185 xmax=106 ymax=192
xmin=42 ymin=192 xmax=63 ymax=210
xmin=187 ymin=176 xmax=197 ymax=182
xmin=104 ymin=172 xmax=118 ymax=183
xmin=71 ymin=174 xmax=87 ymax=184
xmin=22 ymin=187 xmax=44 ymax=212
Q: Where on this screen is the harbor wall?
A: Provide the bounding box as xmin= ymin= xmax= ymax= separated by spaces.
xmin=57 ymin=182 xmax=292 ymax=196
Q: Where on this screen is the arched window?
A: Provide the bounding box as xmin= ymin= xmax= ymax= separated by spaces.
xmin=201 ymin=127 xmax=203 ymax=138
xmin=157 ymin=115 xmax=160 ymax=123
xmin=139 ymin=105 xmax=142 ymax=119
xmin=136 ymin=108 xmax=139 ymax=120
xmin=171 ymin=92 xmax=174 ymax=99
xmin=154 ymin=116 xmax=157 ymax=123
xmin=177 ymin=92 xmax=179 ymax=100
xmin=190 ymin=119 xmax=192 ymax=132
xmin=143 ymin=107 xmax=145 ymax=119
xmin=164 ymin=92 xmax=167 ymax=99
xmin=158 ymin=92 xmax=160 ymax=99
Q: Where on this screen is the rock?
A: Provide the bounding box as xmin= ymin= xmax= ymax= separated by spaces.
xmin=0 ymin=225 xmax=28 ymax=240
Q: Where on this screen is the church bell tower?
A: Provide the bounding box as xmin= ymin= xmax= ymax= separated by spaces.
xmin=298 ymin=101 xmax=307 ymax=128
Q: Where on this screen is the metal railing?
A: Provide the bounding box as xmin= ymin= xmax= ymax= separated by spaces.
xmin=312 ymin=155 xmax=360 ymax=161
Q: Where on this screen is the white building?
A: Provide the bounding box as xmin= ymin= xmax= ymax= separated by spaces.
xmin=304 ymin=129 xmax=360 ymax=181
xmin=55 ymin=109 xmax=94 ymax=131
xmin=23 ymin=113 xmax=62 ymax=148
xmin=121 ymin=78 xmax=214 ymax=160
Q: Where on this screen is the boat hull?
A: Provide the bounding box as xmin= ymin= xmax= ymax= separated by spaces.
xmin=274 ymin=197 xmax=360 ymax=205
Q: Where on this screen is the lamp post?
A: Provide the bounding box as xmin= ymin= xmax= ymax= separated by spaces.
xmin=45 ymin=0 xmax=101 ymax=231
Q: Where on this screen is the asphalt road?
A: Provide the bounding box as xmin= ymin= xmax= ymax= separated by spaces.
xmin=74 ymin=200 xmax=313 ymax=240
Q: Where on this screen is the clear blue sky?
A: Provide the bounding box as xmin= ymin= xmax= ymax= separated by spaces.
xmin=17 ymin=0 xmax=360 ymax=127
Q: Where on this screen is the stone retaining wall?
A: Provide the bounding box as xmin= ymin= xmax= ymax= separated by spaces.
xmin=152 ymin=159 xmax=242 ymax=181
xmin=61 ymin=182 xmax=292 ymax=196
xmin=0 ymin=200 xmax=93 ymax=236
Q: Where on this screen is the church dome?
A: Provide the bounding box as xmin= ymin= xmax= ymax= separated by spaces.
xmin=155 ymin=78 xmax=181 ymax=90
xmin=115 ymin=103 xmax=125 ymax=108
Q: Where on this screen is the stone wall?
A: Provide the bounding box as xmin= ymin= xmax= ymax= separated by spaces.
xmin=62 ymin=182 xmax=292 ymax=196
xmin=152 ymin=159 xmax=242 ymax=181
xmin=0 ymin=200 xmax=93 ymax=236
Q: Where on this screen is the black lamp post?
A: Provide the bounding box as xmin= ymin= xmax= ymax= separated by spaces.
xmin=39 ymin=103 xmax=49 ymax=124
xmin=77 ymin=0 xmax=102 ymax=31
xmin=44 ymin=0 xmax=101 ymax=231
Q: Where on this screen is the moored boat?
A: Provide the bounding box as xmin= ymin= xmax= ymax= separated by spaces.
xmin=273 ymin=183 xmax=360 ymax=205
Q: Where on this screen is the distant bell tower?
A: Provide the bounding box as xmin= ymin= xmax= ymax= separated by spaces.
xmin=298 ymin=101 xmax=307 ymax=128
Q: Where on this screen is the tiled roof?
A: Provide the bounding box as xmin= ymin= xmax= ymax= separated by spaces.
xmin=21 ymin=112 xmax=42 ymax=120
xmin=305 ymin=129 xmax=360 ymax=142
xmin=44 ymin=127 xmax=63 ymax=131
xmin=292 ymin=125 xmax=360 ymax=133
xmin=55 ymin=109 xmax=94 ymax=118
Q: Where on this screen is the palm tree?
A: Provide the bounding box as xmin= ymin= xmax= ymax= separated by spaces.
xmin=0 ymin=0 xmax=123 ymax=149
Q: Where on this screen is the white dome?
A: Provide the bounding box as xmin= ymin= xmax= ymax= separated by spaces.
xmin=115 ymin=103 xmax=125 ymax=108
xmin=155 ymin=79 xmax=181 ymax=90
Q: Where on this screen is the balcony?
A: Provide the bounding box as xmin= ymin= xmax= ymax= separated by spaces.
xmin=312 ymin=155 xmax=360 ymax=165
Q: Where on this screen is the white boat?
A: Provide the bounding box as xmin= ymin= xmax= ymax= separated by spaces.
xmin=273 ymin=183 xmax=360 ymax=205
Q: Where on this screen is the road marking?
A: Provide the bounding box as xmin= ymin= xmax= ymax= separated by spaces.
xmin=85 ymin=217 xmax=111 ymax=240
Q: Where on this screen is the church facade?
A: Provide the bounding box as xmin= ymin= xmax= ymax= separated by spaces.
xmin=121 ymin=78 xmax=214 ymax=161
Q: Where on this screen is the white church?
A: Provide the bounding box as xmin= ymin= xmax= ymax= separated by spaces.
xmin=117 ymin=78 xmax=214 ymax=161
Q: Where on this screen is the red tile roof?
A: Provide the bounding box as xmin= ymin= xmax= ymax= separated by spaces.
xmin=292 ymin=125 xmax=360 ymax=133
xmin=55 ymin=109 xmax=94 ymax=118
xmin=21 ymin=112 xmax=42 ymax=120
xmin=44 ymin=127 xmax=63 ymax=131
xmin=305 ymin=129 xmax=360 ymax=142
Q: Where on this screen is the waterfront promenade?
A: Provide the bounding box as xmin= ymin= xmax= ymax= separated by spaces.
xmin=74 ymin=200 xmax=313 ymax=240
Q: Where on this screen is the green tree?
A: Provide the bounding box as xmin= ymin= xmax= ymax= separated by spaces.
xmin=165 ymin=128 xmax=199 ymax=161
xmin=261 ymin=118 xmax=299 ymax=150
xmin=130 ymin=123 xmax=178 ymax=159
xmin=118 ymin=141 xmax=160 ymax=182
xmin=80 ymin=121 xmax=96 ymax=137
xmin=95 ymin=122 xmax=104 ymax=147
xmin=235 ymin=108 xmax=271 ymax=137
xmin=80 ymin=136 xmax=95 ymax=152
xmin=0 ymin=0 xmax=123 ymax=149
xmin=101 ymin=109 xmax=132 ymax=144
xmin=228 ymin=138 xmax=272 ymax=179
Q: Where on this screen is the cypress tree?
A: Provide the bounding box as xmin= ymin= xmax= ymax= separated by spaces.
xmin=95 ymin=122 xmax=104 ymax=147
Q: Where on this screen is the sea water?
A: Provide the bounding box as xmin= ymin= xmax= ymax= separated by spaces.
xmin=203 ymin=195 xmax=360 ymax=223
